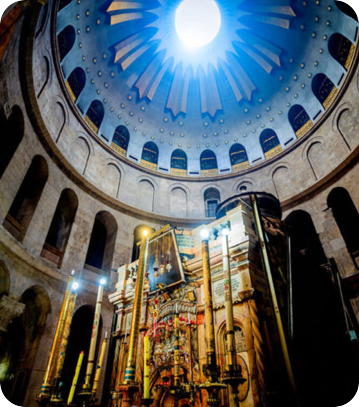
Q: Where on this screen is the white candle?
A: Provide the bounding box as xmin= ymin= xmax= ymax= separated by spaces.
xmin=188 ymin=311 xmax=190 ymax=323
xmin=176 ymin=303 xmax=178 ymax=314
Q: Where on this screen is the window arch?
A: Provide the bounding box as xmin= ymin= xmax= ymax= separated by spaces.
xmin=170 ymin=149 xmax=187 ymax=175
xmin=41 ymin=189 xmax=78 ymax=267
xmin=335 ymin=1 xmax=358 ymax=21
xmin=328 ymin=188 xmax=359 ymax=267
xmin=141 ymin=142 xmax=159 ymax=170
xmin=200 ymin=150 xmax=218 ymax=176
xmin=66 ymin=67 xmax=86 ymax=101
xmin=312 ymin=73 xmax=337 ymax=109
xmin=57 ymin=25 xmax=75 ymax=61
xmin=85 ymin=100 xmax=104 ymax=133
xmin=0 ymin=105 xmax=24 ymax=179
xmin=229 ymin=143 xmax=249 ymax=171
xmin=111 ymin=125 xmax=130 ymax=156
xmin=259 ymin=129 xmax=281 ymax=159
xmin=84 ymin=211 xmax=118 ymax=273
xmin=204 ymin=187 xmax=221 ymax=218
xmin=288 ymin=105 xmax=313 ymax=138
xmin=3 ymin=156 xmax=48 ymax=241
xmin=328 ymin=33 xmax=355 ymax=70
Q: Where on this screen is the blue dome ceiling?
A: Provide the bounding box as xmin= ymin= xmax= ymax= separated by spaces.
xmin=55 ymin=0 xmax=358 ymax=177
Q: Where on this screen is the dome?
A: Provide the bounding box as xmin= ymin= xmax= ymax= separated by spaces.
xmin=55 ymin=0 xmax=359 ymax=177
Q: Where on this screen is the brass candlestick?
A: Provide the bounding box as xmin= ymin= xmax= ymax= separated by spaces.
xmin=36 ymin=272 xmax=76 ymax=405
xmin=119 ymin=230 xmax=150 ymax=407
xmin=199 ymin=230 xmax=227 ymax=407
xmin=220 ymin=226 xmax=246 ymax=407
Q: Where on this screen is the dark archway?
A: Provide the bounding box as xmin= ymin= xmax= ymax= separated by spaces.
xmin=3 ymin=155 xmax=48 ymax=241
xmin=84 ymin=211 xmax=118 ymax=273
xmin=112 ymin=125 xmax=130 ymax=156
xmin=1 ymin=286 xmax=50 ymax=405
xmin=200 ymin=150 xmax=218 ymax=175
xmin=259 ymin=129 xmax=281 ymax=159
xmin=67 ymin=67 xmax=86 ymax=101
xmin=85 ymin=100 xmax=104 ymax=133
xmin=170 ymin=149 xmax=187 ymax=175
xmin=312 ymin=73 xmax=336 ymax=108
xmin=57 ymin=25 xmax=75 ymax=61
xmin=41 ymin=189 xmax=78 ymax=267
xmin=328 ymin=187 xmax=359 ymax=267
xmin=204 ymin=187 xmax=220 ymax=218
xmin=229 ymin=143 xmax=248 ymax=170
xmin=141 ymin=142 xmax=159 ymax=170
xmin=0 ymin=105 xmax=24 ymax=179
xmin=61 ymin=305 xmax=102 ymax=402
xmin=285 ymin=211 xmax=357 ymax=406
xmin=328 ymin=33 xmax=354 ymax=70
xmin=288 ymin=104 xmax=312 ymax=138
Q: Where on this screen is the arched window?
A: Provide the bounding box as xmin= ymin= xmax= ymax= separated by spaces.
xmin=200 ymin=150 xmax=218 ymax=176
xmin=328 ymin=33 xmax=355 ymax=70
xmin=85 ymin=100 xmax=104 ymax=133
xmin=111 ymin=125 xmax=130 ymax=156
xmin=328 ymin=188 xmax=359 ymax=267
xmin=84 ymin=211 xmax=118 ymax=273
xmin=312 ymin=73 xmax=337 ymax=109
xmin=61 ymin=305 xmax=102 ymax=398
xmin=285 ymin=210 xmax=354 ymax=404
xmin=1 ymin=286 xmax=50 ymax=405
xmin=57 ymin=25 xmax=75 ymax=61
xmin=41 ymin=189 xmax=78 ymax=267
xmin=66 ymin=67 xmax=86 ymax=101
xmin=288 ymin=105 xmax=313 ymax=138
xmin=229 ymin=143 xmax=249 ymax=171
xmin=204 ymin=187 xmax=220 ymax=218
xmin=0 ymin=105 xmax=24 ymax=179
xmin=141 ymin=142 xmax=159 ymax=170
xmin=335 ymin=1 xmax=358 ymax=21
xmin=259 ymin=129 xmax=281 ymax=159
xmin=3 ymin=156 xmax=48 ymax=241
xmin=170 ymin=149 xmax=187 ymax=175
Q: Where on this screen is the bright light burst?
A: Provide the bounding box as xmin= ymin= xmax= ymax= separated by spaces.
xmin=107 ymin=0 xmax=296 ymax=118
xmin=175 ymin=0 xmax=221 ymax=48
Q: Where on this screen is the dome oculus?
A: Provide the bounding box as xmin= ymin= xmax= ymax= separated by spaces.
xmin=175 ymin=0 xmax=221 ymax=48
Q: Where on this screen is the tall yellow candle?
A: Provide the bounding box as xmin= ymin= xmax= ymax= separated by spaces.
xmin=67 ymin=351 xmax=84 ymax=405
xmin=91 ymin=332 xmax=108 ymax=397
xmin=143 ymin=336 xmax=150 ymax=399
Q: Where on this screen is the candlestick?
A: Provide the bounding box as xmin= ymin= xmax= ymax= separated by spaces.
xmin=37 ymin=272 xmax=75 ymax=401
xmin=222 ymin=230 xmax=236 ymax=366
xmin=124 ymin=231 xmax=149 ymax=384
xmin=82 ymin=279 xmax=105 ymax=392
xmin=143 ymin=336 xmax=150 ymax=398
xmin=67 ymin=351 xmax=84 ymax=405
xmin=201 ymin=235 xmax=217 ymax=373
xmin=51 ymin=282 xmax=78 ymax=402
xmin=173 ymin=313 xmax=180 ymax=387
xmin=91 ymin=333 xmax=108 ymax=398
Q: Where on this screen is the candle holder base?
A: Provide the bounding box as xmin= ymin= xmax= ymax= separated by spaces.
xmin=222 ymin=364 xmax=246 ymax=405
xmin=118 ymin=382 xmax=140 ymax=407
xmin=199 ymin=382 xmax=228 ymax=407
xmin=141 ymin=397 xmax=153 ymax=407
xmin=77 ymin=387 xmax=92 ymax=407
